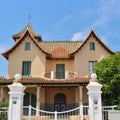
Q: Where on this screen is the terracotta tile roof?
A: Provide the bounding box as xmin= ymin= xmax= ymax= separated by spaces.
xmin=12 ymin=23 xmax=42 ymax=41
xmin=39 ymin=41 xmax=82 ymax=58
xmin=0 ymin=77 xmax=90 ymax=85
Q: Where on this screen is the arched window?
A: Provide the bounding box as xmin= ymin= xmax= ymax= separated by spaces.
xmin=54 ymin=93 xmax=66 ymax=112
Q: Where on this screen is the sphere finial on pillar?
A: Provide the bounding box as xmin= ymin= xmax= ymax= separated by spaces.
xmin=90 ymin=73 xmax=97 ymax=82
xmin=14 ymin=74 xmax=22 ymax=83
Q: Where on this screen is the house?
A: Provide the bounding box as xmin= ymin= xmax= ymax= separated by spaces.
xmin=0 ymin=23 xmax=114 ymax=112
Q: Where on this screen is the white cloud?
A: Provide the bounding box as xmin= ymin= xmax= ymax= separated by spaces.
xmin=93 ymin=0 xmax=120 ymax=27
xmin=0 ymin=44 xmax=9 ymax=54
xmin=61 ymin=15 xmax=71 ymax=23
xmin=0 ymin=46 xmax=5 ymax=54
xmin=71 ymin=32 xmax=85 ymax=41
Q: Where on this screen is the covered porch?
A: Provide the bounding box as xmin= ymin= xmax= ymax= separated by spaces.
xmin=23 ymin=85 xmax=88 ymax=112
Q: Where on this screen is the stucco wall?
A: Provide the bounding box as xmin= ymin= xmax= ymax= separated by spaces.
xmin=74 ymin=34 xmax=111 ymax=77
xmin=8 ymin=34 xmax=46 ymax=78
xmin=46 ymin=59 xmax=74 ymax=74
xmin=45 ymin=87 xmax=75 ymax=104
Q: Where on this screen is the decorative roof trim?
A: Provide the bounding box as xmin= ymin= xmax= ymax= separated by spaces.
xmin=12 ymin=23 xmax=42 ymax=41
xmin=2 ymin=29 xmax=50 ymax=59
xmin=70 ymin=29 xmax=115 ymax=56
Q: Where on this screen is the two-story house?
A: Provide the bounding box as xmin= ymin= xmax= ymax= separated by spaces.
xmin=0 ymin=24 xmax=114 ymax=111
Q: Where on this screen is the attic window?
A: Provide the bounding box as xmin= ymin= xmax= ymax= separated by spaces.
xmin=90 ymin=42 xmax=95 ymax=50
xmin=25 ymin=42 xmax=30 ymax=50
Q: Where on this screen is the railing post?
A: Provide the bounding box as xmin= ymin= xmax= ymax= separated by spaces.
xmin=28 ymin=105 xmax=31 ymax=120
xmin=51 ymin=71 xmax=54 ymax=79
xmin=65 ymin=71 xmax=69 ymax=79
xmin=54 ymin=111 xmax=57 ymax=120
xmin=80 ymin=104 xmax=83 ymax=120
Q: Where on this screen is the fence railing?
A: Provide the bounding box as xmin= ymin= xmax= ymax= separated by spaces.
xmin=0 ymin=107 xmax=8 ymax=120
xmin=0 ymin=105 xmax=117 ymax=120
xmin=23 ymin=105 xmax=89 ymax=120
xmin=102 ymin=106 xmax=117 ymax=120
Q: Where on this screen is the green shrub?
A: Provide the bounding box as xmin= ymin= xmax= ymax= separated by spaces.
xmin=0 ymin=102 xmax=9 ymax=107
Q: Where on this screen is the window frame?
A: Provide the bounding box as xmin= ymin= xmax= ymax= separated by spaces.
xmin=90 ymin=42 xmax=95 ymax=50
xmin=89 ymin=61 xmax=97 ymax=75
xmin=25 ymin=42 xmax=30 ymax=50
xmin=22 ymin=61 xmax=31 ymax=76
xmin=56 ymin=64 xmax=65 ymax=79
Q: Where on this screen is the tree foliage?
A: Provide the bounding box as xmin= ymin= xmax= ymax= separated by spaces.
xmin=94 ymin=53 xmax=120 ymax=106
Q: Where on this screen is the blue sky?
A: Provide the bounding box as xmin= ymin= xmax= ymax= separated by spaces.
xmin=0 ymin=0 xmax=120 ymax=76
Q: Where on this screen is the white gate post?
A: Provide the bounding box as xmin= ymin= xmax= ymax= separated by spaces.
xmin=54 ymin=111 xmax=57 ymax=120
xmin=8 ymin=74 xmax=26 ymax=120
xmin=80 ymin=104 xmax=83 ymax=120
xmin=87 ymin=73 xmax=102 ymax=120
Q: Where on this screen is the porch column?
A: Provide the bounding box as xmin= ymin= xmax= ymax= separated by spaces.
xmin=36 ymin=86 xmax=41 ymax=116
xmin=0 ymin=87 xmax=3 ymax=102
xmin=79 ymin=86 xmax=83 ymax=105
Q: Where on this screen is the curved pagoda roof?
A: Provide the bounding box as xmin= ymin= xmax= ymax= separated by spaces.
xmin=2 ymin=24 xmax=115 ymax=60
xmin=12 ymin=23 xmax=42 ymax=41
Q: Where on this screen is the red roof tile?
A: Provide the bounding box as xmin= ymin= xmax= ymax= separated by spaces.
xmin=39 ymin=41 xmax=82 ymax=58
xmin=0 ymin=77 xmax=90 ymax=85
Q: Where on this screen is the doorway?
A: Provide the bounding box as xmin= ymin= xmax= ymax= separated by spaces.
xmin=54 ymin=93 xmax=66 ymax=112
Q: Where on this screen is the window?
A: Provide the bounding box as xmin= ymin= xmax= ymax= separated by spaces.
xmin=89 ymin=61 xmax=97 ymax=75
xmin=90 ymin=42 xmax=95 ymax=50
xmin=22 ymin=61 xmax=31 ymax=76
xmin=25 ymin=42 xmax=30 ymax=50
xmin=56 ymin=64 xmax=65 ymax=79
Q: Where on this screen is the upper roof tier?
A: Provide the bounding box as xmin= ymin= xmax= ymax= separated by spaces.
xmin=12 ymin=23 xmax=42 ymax=41
xmin=2 ymin=24 xmax=115 ymax=59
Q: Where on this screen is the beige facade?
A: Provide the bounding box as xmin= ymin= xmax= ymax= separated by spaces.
xmin=0 ymin=24 xmax=114 ymax=111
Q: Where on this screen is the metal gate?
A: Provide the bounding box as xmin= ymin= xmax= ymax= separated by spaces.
xmin=23 ymin=105 xmax=89 ymax=120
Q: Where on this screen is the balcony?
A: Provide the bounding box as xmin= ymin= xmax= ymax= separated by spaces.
xmin=43 ymin=71 xmax=78 ymax=79
xmin=0 ymin=76 xmax=7 ymax=80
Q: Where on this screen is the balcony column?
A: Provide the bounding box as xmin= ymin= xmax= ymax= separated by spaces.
xmin=51 ymin=71 xmax=54 ymax=79
xmin=36 ymin=86 xmax=41 ymax=116
xmin=0 ymin=87 xmax=3 ymax=102
xmin=79 ymin=86 xmax=83 ymax=105
xmin=65 ymin=71 xmax=69 ymax=79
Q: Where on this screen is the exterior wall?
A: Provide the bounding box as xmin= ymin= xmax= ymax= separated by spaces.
xmin=23 ymin=87 xmax=45 ymax=104
xmin=46 ymin=59 xmax=74 ymax=74
xmin=44 ymin=87 xmax=88 ymax=104
xmin=74 ymin=34 xmax=112 ymax=77
xmin=45 ymin=87 xmax=75 ymax=104
xmin=75 ymin=86 xmax=88 ymax=104
xmin=8 ymin=34 xmax=46 ymax=78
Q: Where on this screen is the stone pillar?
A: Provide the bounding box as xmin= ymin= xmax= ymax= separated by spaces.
xmin=79 ymin=86 xmax=83 ymax=105
xmin=36 ymin=86 xmax=41 ymax=116
xmin=8 ymin=74 xmax=26 ymax=120
xmin=0 ymin=87 xmax=3 ymax=102
xmin=87 ymin=73 xmax=103 ymax=120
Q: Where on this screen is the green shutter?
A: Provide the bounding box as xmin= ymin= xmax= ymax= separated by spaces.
xmin=56 ymin=64 xmax=65 ymax=79
xmin=22 ymin=61 xmax=31 ymax=76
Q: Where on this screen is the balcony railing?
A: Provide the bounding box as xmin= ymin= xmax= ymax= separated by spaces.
xmin=40 ymin=103 xmax=79 ymax=111
xmin=0 ymin=76 xmax=7 ymax=81
xmin=43 ymin=71 xmax=78 ymax=79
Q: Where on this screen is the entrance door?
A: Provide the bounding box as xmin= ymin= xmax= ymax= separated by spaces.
xmin=54 ymin=93 xmax=66 ymax=112
xmin=56 ymin=64 xmax=65 ymax=79
xmin=23 ymin=92 xmax=36 ymax=108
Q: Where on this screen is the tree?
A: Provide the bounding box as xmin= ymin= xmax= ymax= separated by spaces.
xmin=94 ymin=53 xmax=120 ymax=106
